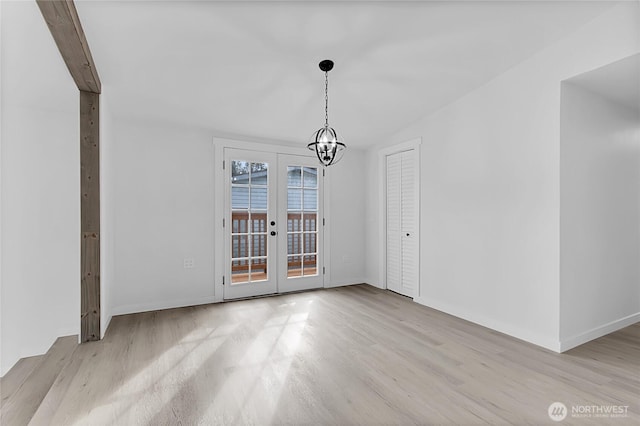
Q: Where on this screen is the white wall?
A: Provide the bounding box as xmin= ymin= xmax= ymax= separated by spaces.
xmin=364 ymin=148 xmax=380 ymax=288
xmin=100 ymin=88 xmax=115 ymax=337
xmin=325 ymin=148 xmax=367 ymax=287
xmin=560 ymin=83 xmax=640 ymax=350
xmin=0 ymin=0 xmax=4 ymax=373
xmin=1 ymin=1 xmax=80 ymax=376
xmin=111 ymin=119 xmax=216 ymax=315
xmin=111 ymin=119 xmax=366 ymax=314
xmin=365 ymin=2 xmax=639 ymax=351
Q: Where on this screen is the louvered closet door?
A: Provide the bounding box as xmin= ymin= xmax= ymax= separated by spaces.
xmin=386 ymin=150 xmax=417 ymax=298
xmin=386 ymin=154 xmax=402 ymax=294
xmin=400 ymin=150 xmax=416 ymax=296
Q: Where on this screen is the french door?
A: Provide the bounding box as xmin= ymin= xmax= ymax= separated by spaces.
xmin=223 ymin=148 xmax=323 ymax=300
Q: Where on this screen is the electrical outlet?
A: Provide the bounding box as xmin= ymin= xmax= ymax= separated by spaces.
xmin=183 ymin=258 xmax=195 ymax=269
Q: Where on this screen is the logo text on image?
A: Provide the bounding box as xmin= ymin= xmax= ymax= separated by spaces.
xmin=548 ymin=402 xmax=568 ymax=422
xmin=548 ymin=402 xmax=630 ymax=421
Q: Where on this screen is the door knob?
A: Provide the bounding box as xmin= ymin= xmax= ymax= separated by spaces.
xmin=271 ymin=231 xmax=277 ymax=236
xmin=270 ymin=221 xmax=276 ymax=226
xmin=406 ymin=233 xmax=410 ymax=236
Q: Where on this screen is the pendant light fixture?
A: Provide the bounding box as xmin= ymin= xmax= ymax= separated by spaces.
xmin=308 ymin=59 xmax=346 ymax=166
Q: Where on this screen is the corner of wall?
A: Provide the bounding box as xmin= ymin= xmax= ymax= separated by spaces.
xmin=559 ymin=312 xmax=640 ymax=352
xmin=0 ymin=0 xmax=4 ymax=377
xmin=99 ymin=87 xmax=113 ymax=340
xmin=414 ymin=296 xmax=562 ymax=353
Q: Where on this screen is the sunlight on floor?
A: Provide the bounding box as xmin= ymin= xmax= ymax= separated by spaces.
xmin=74 ymin=323 xmax=240 ymax=425
xmin=202 ymin=306 xmax=310 ymax=424
xmin=70 ymin=299 xmax=313 ymax=425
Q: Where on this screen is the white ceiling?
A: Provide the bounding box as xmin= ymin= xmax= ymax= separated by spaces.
xmin=568 ymin=53 xmax=640 ymax=112
xmin=72 ymin=0 xmax=615 ymax=147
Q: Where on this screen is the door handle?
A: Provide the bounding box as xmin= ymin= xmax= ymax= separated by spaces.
xmin=271 ymin=231 xmax=277 ymax=236
xmin=406 ymin=233 xmax=410 ymax=236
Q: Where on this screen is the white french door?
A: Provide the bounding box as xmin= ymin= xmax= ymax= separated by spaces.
xmin=277 ymin=154 xmax=324 ymax=293
xmin=224 ymin=149 xmax=278 ymax=299
xmin=223 ymin=149 xmax=323 ymax=300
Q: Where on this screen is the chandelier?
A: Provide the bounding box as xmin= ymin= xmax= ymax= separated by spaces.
xmin=308 ymin=59 xmax=346 ymax=166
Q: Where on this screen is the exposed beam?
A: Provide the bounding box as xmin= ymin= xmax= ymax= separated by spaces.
xmin=36 ymin=0 xmax=102 ymax=342
xmin=37 ymin=0 xmax=101 ymax=93
xmin=80 ymin=91 xmax=100 ymax=342
xmin=37 ymin=0 xmax=102 ymax=341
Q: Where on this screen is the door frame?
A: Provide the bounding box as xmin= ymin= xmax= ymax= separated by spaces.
xmin=378 ymin=138 xmax=422 ymax=298
xmin=213 ymin=137 xmax=326 ymax=301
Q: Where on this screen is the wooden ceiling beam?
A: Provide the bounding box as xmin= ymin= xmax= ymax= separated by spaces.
xmin=36 ymin=0 xmax=101 ymax=94
xmin=37 ymin=0 xmax=102 ymax=341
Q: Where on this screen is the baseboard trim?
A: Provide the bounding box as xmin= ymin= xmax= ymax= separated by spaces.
xmin=559 ymin=312 xmax=640 ymax=352
xmin=413 ymin=296 xmax=561 ymax=352
xmin=112 ymin=283 xmax=367 ymax=316
xmin=324 ymin=279 xmax=366 ymax=289
xmin=112 ymin=296 xmax=218 ymax=316
xmin=364 ymin=281 xmax=384 ymax=290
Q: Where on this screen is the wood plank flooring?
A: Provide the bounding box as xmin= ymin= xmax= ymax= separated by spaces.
xmin=13 ymin=284 xmax=640 ymax=425
xmin=0 ymin=355 xmax=44 ymax=408
xmin=1 ymin=336 xmax=78 ymax=426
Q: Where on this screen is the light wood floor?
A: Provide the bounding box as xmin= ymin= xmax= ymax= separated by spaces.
xmin=11 ymin=284 xmax=640 ymax=425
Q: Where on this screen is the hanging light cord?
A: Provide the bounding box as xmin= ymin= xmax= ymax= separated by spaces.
xmin=324 ymin=71 xmax=329 ymax=128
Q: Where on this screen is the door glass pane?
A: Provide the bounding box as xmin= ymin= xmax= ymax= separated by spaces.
xmin=252 ymin=234 xmax=267 ymax=257
xmin=303 ymin=213 xmax=317 ymax=232
xmin=303 ymin=233 xmax=316 ymax=254
xmin=288 ymin=233 xmax=302 ymax=255
xmin=288 ymin=213 xmax=301 ymax=232
xmin=288 ymin=166 xmax=302 ymax=187
xmin=303 ymin=167 xmax=317 ymax=188
xmin=232 ymin=235 xmax=248 ymax=259
xmin=250 ymin=187 xmax=267 ymax=210
xmin=287 ymin=165 xmax=319 ymax=279
xmin=303 ymin=189 xmax=317 ymax=211
xmin=232 ymin=161 xmax=250 ymax=182
xmin=250 ymin=257 xmax=267 ymax=282
xmin=288 ymin=189 xmax=302 ymax=211
xmin=303 ymin=255 xmax=317 ymax=276
xmin=231 ymin=187 xmax=249 ymax=209
xmin=251 ymin=162 xmax=268 ymax=185
xmin=287 ymin=255 xmax=302 ymax=278
xmin=231 ymin=259 xmax=249 ymax=284
xmin=230 ymin=159 xmax=269 ymax=284
xmin=232 ymin=211 xmax=248 ymax=233
xmin=251 ymin=213 xmax=267 ymax=233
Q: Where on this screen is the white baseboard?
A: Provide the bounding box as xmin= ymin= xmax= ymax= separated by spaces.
xmin=364 ymin=281 xmax=384 ymax=290
xmin=559 ymin=312 xmax=640 ymax=352
xmin=57 ymin=326 xmax=80 ymax=339
xmin=414 ymin=296 xmax=561 ymax=352
xmin=324 ymin=279 xmax=366 ymax=289
xmin=112 ymin=296 xmax=218 ymax=316
xmin=113 ymin=283 xmax=370 ymax=315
